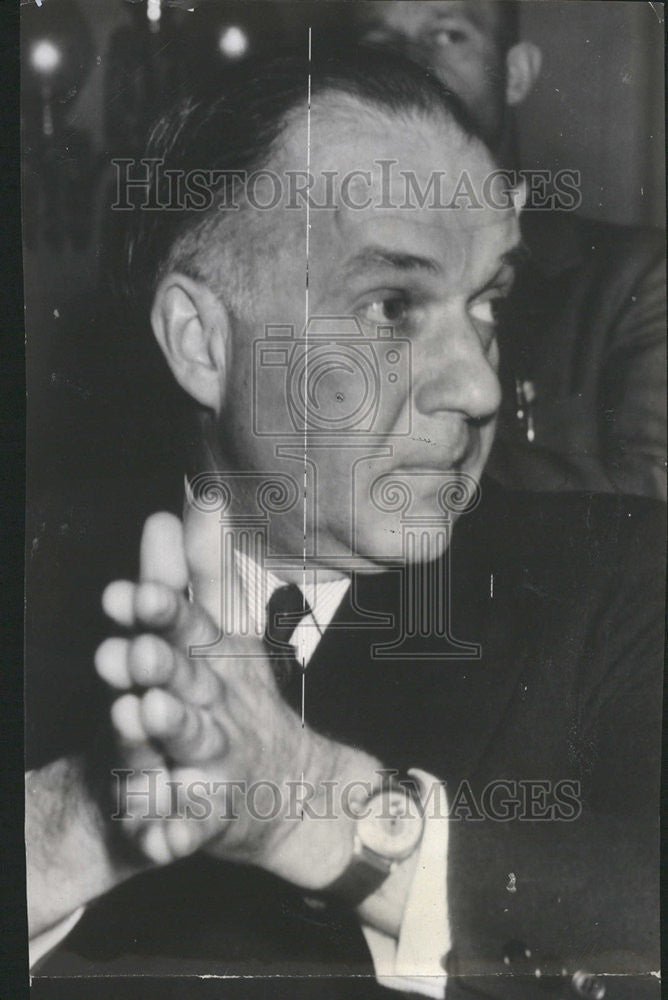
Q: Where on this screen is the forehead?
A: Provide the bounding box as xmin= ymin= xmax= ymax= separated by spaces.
xmin=312 ymin=211 xmax=519 ymax=300
xmin=284 ymin=91 xmax=495 ymax=192
xmin=260 ymin=96 xmax=519 ymax=291
xmin=358 ymin=1 xmax=501 ymax=43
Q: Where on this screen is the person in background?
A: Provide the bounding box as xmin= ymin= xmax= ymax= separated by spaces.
xmin=354 ymin=0 xmax=666 ymax=498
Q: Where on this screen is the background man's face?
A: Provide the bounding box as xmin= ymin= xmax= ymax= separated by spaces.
xmin=357 ymin=1 xmax=508 ymax=147
xmin=218 ymin=97 xmax=519 ymax=568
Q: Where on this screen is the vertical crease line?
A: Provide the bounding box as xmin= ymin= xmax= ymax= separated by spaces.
xmin=301 ymin=26 xmax=312 ymax=729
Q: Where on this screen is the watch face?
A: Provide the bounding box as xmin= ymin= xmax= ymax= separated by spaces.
xmin=357 ymin=789 xmax=424 ymax=860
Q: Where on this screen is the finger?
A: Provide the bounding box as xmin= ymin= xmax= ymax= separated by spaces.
xmin=127 ymin=633 xmax=223 ymax=707
xmin=102 ymin=579 xmax=181 ymax=632
xmin=184 ymin=506 xmax=252 ymax=636
xmin=132 ymin=582 xmax=220 ymax=655
xmin=101 ymin=513 xmax=189 ymax=628
xmin=136 ymin=763 xmax=228 ymax=863
xmin=139 ymin=816 xmax=202 ymax=864
xmin=140 ymin=688 xmax=227 ymax=762
xmin=140 ymin=512 xmax=189 ymax=590
xmin=118 ymin=766 xmax=174 ymax=836
xmin=140 ymin=824 xmax=175 ymax=866
xmin=109 ymin=693 xmax=164 ymax=770
xmin=111 ymin=693 xmax=148 ymax=745
xmin=160 ymin=765 xmax=235 ymax=857
xmin=95 ymin=637 xmax=132 ymax=689
xmin=116 ymin=739 xmax=164 ymax=774
xmin=103 ymin=578 xmax=220 ymax=654
xmin=164 ymin=820 xmax=202 ymax=858
xmin=102 ymin=581 xmax=136 ymax=628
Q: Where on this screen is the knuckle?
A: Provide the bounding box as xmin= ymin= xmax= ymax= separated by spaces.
xmin=135 ymin=582 xmax=176 ymax=624
xmin=141 ymin=688 xmax=181 ymax=734
xmin=130 ymin=634 xmax=172 ymax=684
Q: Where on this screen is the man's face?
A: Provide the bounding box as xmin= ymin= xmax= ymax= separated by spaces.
xmin=217 ymin=97 xmax=519 ymax=569
xmin=357 ymin=1 xmax=508 ymax=148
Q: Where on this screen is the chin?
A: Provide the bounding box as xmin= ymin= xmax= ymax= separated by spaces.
xmin=352 ymin=509 xmax=454 ymax=568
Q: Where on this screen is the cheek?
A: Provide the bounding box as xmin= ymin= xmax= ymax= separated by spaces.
xmin=448 ymin=54 xmax=506 ymax=127
xmin=445 ymin=48 xmax=490 ymax=87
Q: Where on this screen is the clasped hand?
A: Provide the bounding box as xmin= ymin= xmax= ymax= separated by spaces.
xmin=95 ymin=512 xmax=361 ymax=890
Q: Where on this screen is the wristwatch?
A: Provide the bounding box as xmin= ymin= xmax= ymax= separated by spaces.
xmin=326 ymin=775 xmax=425 ymax=906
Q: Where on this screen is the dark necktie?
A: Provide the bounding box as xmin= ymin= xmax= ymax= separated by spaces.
xmin=263 ymin=583 xmax=313 ymax=711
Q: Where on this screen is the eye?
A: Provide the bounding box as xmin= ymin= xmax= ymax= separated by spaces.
xmin=469 ymin=300 xmax=496 ymax=325
xmin=359 ymin=295 xmax=412 ymax=328
xmin=433 ymin=27 xmax=469 ymax=46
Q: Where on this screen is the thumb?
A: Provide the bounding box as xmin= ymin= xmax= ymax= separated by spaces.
xmin=140 ymin=512 xmax=189 ymax=590
xmin=183 ymin=506 xmax=252 ymax=637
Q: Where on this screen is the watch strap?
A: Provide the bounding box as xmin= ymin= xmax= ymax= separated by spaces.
xmin=325 ymin=838 xmax=394 ymax=907
xmin=324 ymin=771 xmax=422 ymax=907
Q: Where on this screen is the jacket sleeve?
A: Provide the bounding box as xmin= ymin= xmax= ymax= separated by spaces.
xmin=489 ymin=226 xmax=666 ymax=500
xmin=443 ymin=500 xmax=664 ymax=997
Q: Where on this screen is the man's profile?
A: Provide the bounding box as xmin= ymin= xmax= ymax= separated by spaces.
xmin=353 ymin=0 xmax=666 ymax=498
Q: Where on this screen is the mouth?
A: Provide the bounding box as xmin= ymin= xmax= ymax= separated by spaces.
xmin=393 ymin=431 xmax=480 ymax=476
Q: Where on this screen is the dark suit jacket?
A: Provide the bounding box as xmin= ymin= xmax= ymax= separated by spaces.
xmin=488 ymin=213 xmax=666 ymax=499
xmin=33 ymin=482 xmax=664 ymax=1000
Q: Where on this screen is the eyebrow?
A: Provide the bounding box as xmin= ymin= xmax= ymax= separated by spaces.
xmin=432 ymin=1 xmax=493 ymax=28
xmin=475 ymin=244 xmax=528 ymax=296
xmin=433 ymin=9 xmax=483 ymax=29
xmin=344 ymin=247 xmax=442 ymax=277
xmin=344 ymin=243 xmax=527 ymax=283
xmin=361 ymin=11 xmax=482 ymax=38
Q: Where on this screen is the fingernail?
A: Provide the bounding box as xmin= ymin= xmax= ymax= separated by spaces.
xmin=143 ymin=825 xmax=173 ymax=866
xmin=168 ymin=822 xmax=195 ymax=857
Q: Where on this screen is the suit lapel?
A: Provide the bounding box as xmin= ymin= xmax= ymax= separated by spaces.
xmin=302 ymin=483 xmax=533 ymax=783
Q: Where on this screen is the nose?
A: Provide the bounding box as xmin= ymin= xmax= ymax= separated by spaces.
xmin=413 ymin=316 xmax=502 ymax=423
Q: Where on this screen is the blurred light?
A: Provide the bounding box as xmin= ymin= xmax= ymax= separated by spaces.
xmin=31 ymin=40 xmax=62 ymax=75
xmin=147 ymin=0 xmax=162 ymax=23
xmin=218 ymin=26 xmax=248 ymax=59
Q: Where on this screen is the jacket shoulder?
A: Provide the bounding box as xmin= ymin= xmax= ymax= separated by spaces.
xmin=478 ymin=483 xmax=665 ymax=591
xmin=520 ymin=211 xmax=665 ymax=278
xmin=571 ymin=215 xmax=664 ymax=259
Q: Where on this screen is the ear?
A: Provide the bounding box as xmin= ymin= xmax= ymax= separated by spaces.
xmin=505 ymin=42 xmax=542 ymax=107
xmin=151 ymin=273 xmax=230 ymax=412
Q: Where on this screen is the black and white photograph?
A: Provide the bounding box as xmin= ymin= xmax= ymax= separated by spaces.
xmin=22 ymin=2 xmax=665 ymax=998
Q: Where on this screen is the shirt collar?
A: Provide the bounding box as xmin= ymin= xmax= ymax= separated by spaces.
xmin=233 ymin=547 xmax=350 ymax=664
